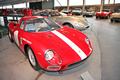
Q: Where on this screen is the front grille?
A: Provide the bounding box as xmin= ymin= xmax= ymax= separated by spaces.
xmin=113 ymin=18 xmax=120 ymax=19
xmin=67 ymin=57 xmax=88 ymax=69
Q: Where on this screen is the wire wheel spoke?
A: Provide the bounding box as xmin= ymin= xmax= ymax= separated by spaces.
xmin=28 ymin=49 xmax=36 ymax=66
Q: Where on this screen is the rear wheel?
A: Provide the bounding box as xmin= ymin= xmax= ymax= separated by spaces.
xmin=107 ymin=15 xmax=110 ymax=19
xmin=111 ymin=19 xmax=113 ymax=22
xmin=8 ymin=31 xmax=14 ymax=42
xmin=64 ymin=23 xmax=74 ymax=28
xmin=27 ymin=46 xmax=41 ymax=71
xmin=96 ymin=16 xmax=98 ymax=19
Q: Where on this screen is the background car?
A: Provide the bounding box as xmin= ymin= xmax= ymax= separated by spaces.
xmin=83 ymin=9 xmax=94 ymax=17
xmin=8 ymin=16 xmax=93 ymax=72
xmin=72 ymin=8 xmax=82 ymax=15
xmin=34 ymin=10 xmax=90 ymax=30
xmin=59 ymin=12 xmax=73 ymax=16
xmin=60 ymin=9 xmax=71 ymax=14
xmin=96 ymin=9 xmax=113 ymax=19
xmin=110 ymin=9 xmax=120 ymax=22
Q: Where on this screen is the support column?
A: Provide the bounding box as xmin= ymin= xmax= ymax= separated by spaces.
xmin=114 ymin=0 xmax=115 ymax=4
xmin=67 ymin=0 xmax=69 ymax=10
xmin=100 ymin=0 xmax=104 ymax=11
xmin=26 ymin=2 xmax=28 ymax=9
xmin=108 ymin=0 xmax=110 ymax=4
xmin=12 ymin=5 xmax=15 ymax=20
xmin=83 ymin=0 xmax=85 ymax=14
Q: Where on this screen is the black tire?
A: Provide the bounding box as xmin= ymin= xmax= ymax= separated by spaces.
xmin=107 ymin=15 xmax=110 ymax=19
xmin=0 ymin=32 xmax=2 ymax=39
xmin=27 ymin=46 xmax=41 ymax=71
xmin=8 ymin=31 xmax=14 ymax=42
xmin=64 ymin=23 xmax=74 ymax=28
xmin=111 ymin=19 xmax=113 ymax=22
xmin=83 ymin=15 xmax=85 ymax=17
xmin=96 ymin=16 xmax=98 ymax=19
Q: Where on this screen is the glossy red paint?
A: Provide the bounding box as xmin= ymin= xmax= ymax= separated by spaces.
xmin=8 ymin=16 xmax=93 ymax=71
xmin=96 ymin=9 xmax=113 ymax=18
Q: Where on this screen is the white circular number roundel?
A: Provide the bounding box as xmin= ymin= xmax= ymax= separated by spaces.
xmin=14 ymin=31 xmax=19 ymax=46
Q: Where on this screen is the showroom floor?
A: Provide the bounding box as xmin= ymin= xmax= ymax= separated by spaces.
xmin=87 ymin=17 xmax=120 ymax=80
xmin=0 ymin=16 xmax=120 ymax=80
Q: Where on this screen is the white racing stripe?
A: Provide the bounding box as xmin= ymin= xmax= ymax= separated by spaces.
xmin=52 ymin=30 xmax=87 ymax=60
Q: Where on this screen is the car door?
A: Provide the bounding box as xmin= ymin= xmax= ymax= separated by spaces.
xmin=13 ymin=20 xmax=25 ymax=51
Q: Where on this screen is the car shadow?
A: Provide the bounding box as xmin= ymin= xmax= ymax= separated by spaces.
xmin=42 ymin=60 xmax=90 ymax=76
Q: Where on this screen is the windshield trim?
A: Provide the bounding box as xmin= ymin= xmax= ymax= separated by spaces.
xmin=24 ymin=18 xmax=62 ymax=33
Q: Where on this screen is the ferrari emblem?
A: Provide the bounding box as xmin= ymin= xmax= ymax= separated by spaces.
xmin=53 ymin=18 xmax=56 ymax=21
xmin=78 ymin=50 xmax=81 ymax=53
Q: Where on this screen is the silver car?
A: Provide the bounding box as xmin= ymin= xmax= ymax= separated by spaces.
xmin=83 ymin=9 xmax=95 ymax=17
xmin=60 ymin=9 xmax=71 ymax=14
xmin=72 ymin=8 xmax=82 ymax=15
xmin=34 ymin=10 xmax=90 ymax=30
xmin=110 ymin=9 xmax=120 ymax=22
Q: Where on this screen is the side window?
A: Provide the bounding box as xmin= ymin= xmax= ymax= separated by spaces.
xmin=19 ymin=20 xmax=25 ymax=30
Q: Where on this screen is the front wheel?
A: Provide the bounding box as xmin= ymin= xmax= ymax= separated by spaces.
xmin=96 ymin=16 xmax=98 ymax=19
xmin=27 ymin=46 xmax=41 ymax=71
xmin=107 ymin=15 xmax=110 ymax=19
xmin=111 ymin=19 xmax=113 ymax=22
xmin=64 ymin=23 xmax=74 ymax=28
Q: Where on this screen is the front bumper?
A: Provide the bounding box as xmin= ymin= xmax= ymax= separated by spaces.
xmin=83 ymin=13 xmax=93 ymax=16
xmin=111 ymin=17 xmax=120 ymax=21
xmin=41 ymin=55 xmax=90 ymax=72
xmin=74 ymin=24 xmax=90 ymax=30
xmin=72 ymin=12 xmax=81 ymax=15
xmin=96 ymin=15 xmax=108 ymax=18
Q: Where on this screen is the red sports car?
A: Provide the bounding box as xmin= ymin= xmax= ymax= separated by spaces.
xmin=8 ymin=16 xmax=93 ymax=72
xmin=96 ymin=9 xmax=113 ymax=19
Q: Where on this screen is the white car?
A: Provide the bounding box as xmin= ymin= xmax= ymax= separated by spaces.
xmin=110 ymin=9 xmax=120 ymax=22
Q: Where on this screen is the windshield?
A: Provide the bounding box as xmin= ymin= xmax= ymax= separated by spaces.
xmin=74 ymin=8 xmax=80 ymax=10
xmin=24 ymin=18 xmax=61 ymax=32
xmin=102 ymin=10 xmax=110 ymax=12
xmin=50 ymin=11 xmax=60 ymax=16
xmin=117 ymin=10 xmax=120 ymax=13
xmin=86 ymin=10 xmax=92 ymax=12
xmin=40 ymin=12 xmax=49 ymax=16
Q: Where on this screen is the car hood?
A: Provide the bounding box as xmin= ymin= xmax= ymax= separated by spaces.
xmin=96 ymin=12 xmax=109 ymax=15
xmin=52 ymin=16 xmax=88 ymax=25
xmin=72 ymin=10 xmax=81 ymax=12
xmin=42 ymin=29 xmax=83 ymax=50
xmin=31 ymin=27 xmax=92 ymax=61
xmin=111 ymin=13 xmax=120 ymax=17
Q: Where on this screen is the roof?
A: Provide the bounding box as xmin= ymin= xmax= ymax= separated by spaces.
xmin=0 ymin=0 xmax=48 ymax=6
xmin=21 ymin=16 xmax=47 ymax=20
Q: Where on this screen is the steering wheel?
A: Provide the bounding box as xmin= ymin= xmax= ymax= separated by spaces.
xmin=34 ymin=27 xmax=42 ymax=32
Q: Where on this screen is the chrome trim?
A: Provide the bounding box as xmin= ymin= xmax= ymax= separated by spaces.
xmin=44 ymin=49 xmax=62 ymax=65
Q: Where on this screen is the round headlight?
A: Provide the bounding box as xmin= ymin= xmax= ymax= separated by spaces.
xmin=45 ymin=50 xmax=54 ymax=60
xmin=45 ymin=49 xmax=62 ymax=65
xmin=85 ymin=37 xmax=90 ymax=46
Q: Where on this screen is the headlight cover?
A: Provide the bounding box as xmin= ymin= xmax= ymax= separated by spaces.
xmin=85 ymin=37 xmax=92 ymax=47
xmin=45 ymin=49 xmax=62 ymax=65
xmin=77 ymin=21 xmax=84 ymax=27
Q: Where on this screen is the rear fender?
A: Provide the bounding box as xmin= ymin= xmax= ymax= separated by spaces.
xmin=8 ymin=22 xmax=18 ymax=29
